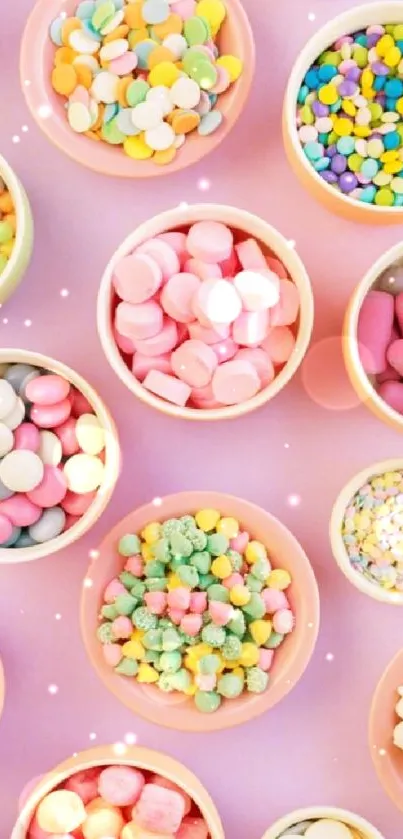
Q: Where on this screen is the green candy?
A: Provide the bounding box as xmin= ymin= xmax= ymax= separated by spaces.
xmin=119 ymin=571 xmax=139 ymax=589
xmin=190 ymin=551 xmax=211 ymax=575
xmin=144 ymin=560 xmax=165 ymax=578
xmin=199 ymin=654 xmax=221 ymax=675
xmin=0 ymin=221 xmax=13 ymax=244
xmin=177 ymin=565 xmax=199 ymax=588
xmin=118 ymin=534 xmax=141 ymax=557
xmin=170 ymin=668 xmax=192 ymax=691
xmin=101 ymin=604 xmax=118 ymax=620
xmin=194 ymin=690 xmax=221 ymax=713
xmin=144 ymin=650 xmax=161 ymax=668
xmin=170 ymin=532 xmax=193 ymax=557
xmin=198 ymin=573 xmax=215 ymax=590
xmin=97 ymin=622 xmax=114 ymax=644
xmin=183 ymin=47 xmax=207 ymax=72
xmin=227 ymin=609 xmax=246 ymax=637
xmin=184 ymin=15 xmax=210 ymax=45
xmin=162 ymin=627 xmax=182 ymax=651
xmin=245 ymin=574 xmax=263 ymax=593
xmin=180 ymin=515 xmax=196 ymax=529
xmin=188 ymin=529 xmax=207 ymax=551
xmin=142 ymin=629 xmax=163 ymax=651
xmin=318 ymin=49 xmax=341 ymax=66
xmin=191 ymin=60 xmax=217 ymax=90
xmin=130 ymin=580 xmax=146 ymax=598
xmin=251 ymin=559 xmax=271 ymax=582
xmin=161 ymin=518 xmax=182 ymax=538
xmin=151 ymin=538 xmax=171 ymax=562
xmin=132 ymin=607 xmax=157 ymax=630
xmin=207 ymin=533 xmax=228 ymax=556
xmin=264 ymin=631 xmax=284 ymax=649
xmin=92 ymin=0 xmax=115 ymax=30
xmin=159 ymin=651 xmax=182 ymax=673
xmin=101 ymin=118 xmax=125 ymax=145
xmin=352 ymin=44 xmax=368 ymax=68
xmin=145 ymin=577 xmax=167 ymax=591
xmin=115 ymin=657 xmax=139 ymax=676
xmin=207 ymin=583 xmax=229 ymax=602
xmin=126 ymin=79 xmax=150 ymax=107
xmin=217 ymin=673 xmax=243 ymax=699
xmin=300 ymin=104 xmax=314 ymax=125
xmin=115 ymin=592 xmax=137 ymax=616
xmin=179 ymin=631 xmax=198 ymax=646
xmin=170 ymin=556 xmax=188 ymax=572
xmin=227 ymin=550 xmax=242 ymax=572
xmin=158 ymin=673 xmax=175 ymax=692
xmin=246 ymin=667 xmax=269 ymax=694
xmin=222 ymin=635 xmax=242 ymax=661
xmin=201 ymin=625 xmax=226 ymax=648
xmin=242 ymin=593 xmax=265 ymax=620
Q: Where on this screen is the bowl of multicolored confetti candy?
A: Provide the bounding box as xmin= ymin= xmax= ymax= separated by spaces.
xmin=330 ymin=458 xmax=403 ymax=604
xmin=369 ymin=648 xmax=403 ymax=814
xmin=81 ymin=491 xmax=320 ymax=731
xmin=20 ymin=0 xmax=254 ymax=177
xmin=13 ymin=744 xmax=225 ymax=839
xmin=262 ymin=806 xmax=385 ymax=839
xmin=0 ymin=154 xmax=33 ymax=304
xmin=283 ymin=2 xmax=403 ymax=223
xmin=97 ymin=203 xmax=314 ymax=420
xmin=0 ymin=348 xmax=120 ymax=564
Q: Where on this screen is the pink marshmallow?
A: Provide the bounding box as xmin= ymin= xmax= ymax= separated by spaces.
xmin=114 ymin=327 xmax=135 ymax=355
xmin=212 ymin=359 xmax=260 ymax=405
xmin=171 ymin=340 xmax=217 ymax=388
xmin=209 ymin=601 xmax=234 ymax=625
xmin=168 ymin=608 xmax=186 ymax=625
xmin=103 ymin=643 xmax=123 ymax=667
xmin=273 ymin=608 xmax=294 ymax=634
xmin=98 ymin=765 xmax=145 ymax=807
xmin=186 ymin=221 xmax=233 ymax=263
xmin=229 ymin=531 xmax=250 ymax=553
xmin=235 ymin=238 xmax=267 ymax=271
xmin=113 ymin=253 xmax=163 ymax=304
xmin=132 ymin=352 xmax=172 ymax=382
xmin=180 ymin=613 xmax=203 ymax=636
xmin=232 ymin=310 xmax=269 ymax=346
xmin=222 ymin=572 xmax=244 ymax=589
xmin=189 ymin=591 xmax=207 ymax=613
xmin=104 ymin=578 xmax=127 ymax=603
xmin=125 ymin=555 xmax=144 ymax=576
xmin=137 ymin=238 xmax=180 ymax=282
xmin=210 ymin=337 xmax=238 ymax=363
xmin=143 ymin=370 xmax=191 ymax=407
xmin=134 ymin=318 xmax=178 ymax=357
xmin=184 ymin=258 xmax=222 ymax=281
xmin=258 ymin=649 xmax=274 ymax=671
xmin=161 ymin=273 xmax=201 ymax=323
xmin=157 ymin=231 xmax=188 ymax=267
xmin=266 ymin=255 xmax=288 ymax=279
xmin=135 ymin=784 xmax=185 ymax=835
xmin=235 ymin=348 xmax=274 ymax=387
xmin=195 ymin=672 xmax=216 ymax=690
xmin=116 ymin=300 xmax=164 ymax=342
xmin=270 ymin=279 xmax=300 ymax=326
xmin=149 ymin=776 xmax=191 ymax=816
xmin=112 ymin=615 xmax=133 ymax=639
xmin=187 ymin=321 xmax=230 ymax=344
xmin=14 ymin=422 xmax=40 ymax=451
xmin=167 ymin=587 xmax=191 ymax=610
xmin=64 ymin=768 xmax=101 ymax=805
xmin=144 ymin=591 xmax=167 ymax=615
xmin=262 ymin=326 xmax=295 ymax=364
xmin=261 ymin=588 xmax=289 ymax=613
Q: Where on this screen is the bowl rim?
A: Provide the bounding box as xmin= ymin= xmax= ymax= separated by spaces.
xmin=80 ymin=490 xmax=320 ymax=731
xmin=369 ymin=647 xmax=403 ymax=815
xmin=0 ymin=348 xmax=121 ymax=564
xmin=0 ymin=657 xmax=4 ymax=721
xmin=283 ymin=1 xmax=403 ymax=218
xmin=12 ymin=744 xmax=225 ymax=839
xmin=330 ymin=457 xmax=403 ymax=605
xmin=19 ymin=0 xmax=256 ymax=178
xmin=343 ymin=239 xmax=403 ymax=429
xmin=0 ymin=153 xmax=32 ymax=294
xmin=97 ymin=202 xmax=314 ymax=421
xmin=261 ymin=805 xmax=386 ymax=839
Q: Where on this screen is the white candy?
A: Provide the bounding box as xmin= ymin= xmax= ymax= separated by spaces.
xmin=305 ymin=819 xmax=354 ymax=839
xmin=170 ymin=77 xmax=200 ymax=109
xmin=91 ymin=71 xmax=119 ymax=104
xmin=0 ymin=424 xmax=13 ymax=457
xmin=73 ymin=55 xmax=99 ymax=72
xmin=0 ymin=450 xmax=44 ymax=493
xmin=145 ymin=122 xmax=175 ymax=151
xmin=162 ymin=33 xmax=188 ymax=58
xmin=233 ymin=270 xmax=280 ymax=311
xmin=75 ymin=414 xmax=105 ymax=456
xmin=395 ymin=697 xmax=403 ymax=718
xmin=146 ymin=85 xmax=173 ymax=117
xmin=64 ymin=454 xmax=104 ymax=493
xmin=38 ymin=430 xmax=62 ymax=466
xmin=68 ymin=102 xmax=92 ymax=133
xmin=100 ymin=38 xmax=129 ymax=61
xmin=2 ymin=397 xmax=25 ymax=430
xmin=131 ymin=101 xmax=164 ymax=130
xmin=394 ymin=719 xmax=403 ymax=749
xmin=0 ymin=380 xmax=17 ymax=420
xmin=69 ymin=29 xmax=100 ymax=55
xmin=100 ymin=9 xmax=124 ymax=34
xmin=173 ymin=133 xmax=185 ymax=149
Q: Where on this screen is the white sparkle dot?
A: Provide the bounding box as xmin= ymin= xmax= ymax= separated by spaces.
xmin=48 ymin=684 xmax=59 ymax=695
xmin=89 ymin=732 xmax=97 ymax=741
xmin=308 ymin=12 xmax=316 ymax=21
xmin=2 ymin=318 xmax=8 ymax=325
xmin=307 ymin=622 xmax=314 ymax=628
xmin=325 ymin=653 xmax=334 ymax=662
xmin=113 ymin=742 xmax=128 ymax=756
xmin=379 ymin=748 xmax=386 ymax=756
xmin=287 ymin=239 xmax=296 ymax=249
xmin=179 ymin=201 xmax=188 ymax=210
xmin=72 ymin=752 xmax=78 ymax=757
xmin=124 ymin=732 xmax=137 ymax=745
xmin=285 ymin=679 xmax=291 ymax=685
xmin=12 ymin=136 xmax=20 ymax=144
xmin=83 ymin=577 xmax=93 ymax=588
xmin=60 ymin=288 xmax=69 ymax=297
xmin=152 ymin=497 xmax=162 ymax=507
xmin=55 ymin=613 xmax=62 ymax=620
xmin=24 ymin=319 xmax=32 ymax=327
xmin=197 ymin=178 xmax=210 ymax=191
xmin=20 ymin=609 xmax=25 ymax=615
xmin=89 ymin=549 xmax=99 ymax=559
xmin=284 ymin=443 xmax=290 ymax=449
xmin=22 ymin=125 xmax=29 ymax=133
xmin=333 ymin=757 xmax=338 ymax=762
xmin=38 ymin=104 xmax=52 ymax=119
xmin=60 ymin=11 xmax=68 ymax=18
xmin=287 ymin=494 xmax=301 ymax=507
xmin=24 ymin=80 xmax=31 ymax=87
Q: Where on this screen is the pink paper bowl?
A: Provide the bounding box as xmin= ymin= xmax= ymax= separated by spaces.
xmin=80 ymin=491 xmax=320 ymax=732
xmin=20 ymin=0 xmax=255 ymax=178
xmin=262 ymin=806 xmax=385 ymax=839
xmin=369 ymin=648 xmax=403 ymax=814
xmin=0 ymin=657 xmax=4 ymax=721
xmin=11 ymin=744 xmax=225 ymax=839
xmin=97 ymin=203 xmax=314 ymax=421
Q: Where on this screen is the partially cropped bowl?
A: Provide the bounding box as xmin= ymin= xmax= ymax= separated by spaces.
xmin=283 ymin=2 xmax=403 ymax=224
xmin=0 ymin=656 xmax=4 ymax=721
xmin=81 ymin=491 xmax=320 ymax=731
xmin=262 ymin=806 xmax=385 ymax=839
xmin=20 ymin=0 xmax=255 ymax=177
xmin=12 ymin=744 xmax=224 ymax=839
xmin=0 ymin=348 xmax=120 ymax=564
xmin=97 ymin=203 xmax=314 ymax=420
xmin=330 ymin=457 xmax=403 ymax=605
xmin=343 ymin=240 xmax=403 ymax=432
xmin=369 ymin=648 xmax=403 ymax=814
xmin=0 ymin=154 xmax=33 ymax=304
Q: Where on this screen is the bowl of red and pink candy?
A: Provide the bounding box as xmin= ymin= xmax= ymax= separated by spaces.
xmin=97 ymin=204 xmax=314 ymax=420
xmin=13 ymin=744 xmax=224 ymax=839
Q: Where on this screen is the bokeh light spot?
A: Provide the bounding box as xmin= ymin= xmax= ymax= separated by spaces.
xmin=301 ymin=336 xmax=361 ymax=411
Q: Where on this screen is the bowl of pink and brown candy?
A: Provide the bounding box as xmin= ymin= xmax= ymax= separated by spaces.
xmin=97 ymin=204 xmax=314 ymax=421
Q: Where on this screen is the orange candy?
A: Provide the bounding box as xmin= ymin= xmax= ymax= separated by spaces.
xmin=128 ymin=28 xmax=149 ymax=48
xmin=54 ymin=46 xmax=76 ymax=66
xmin=0 ymin=192 xmax=14 ymax=214
xmin=152 ymin=13 xmax=183 ymax=39
xmin=117 ymin=77 xmax=132 ymax=107
xmin=124 ymin=2 xmax=145 ymax=29
xmin=154 ymin=147 xmax=177 ymax=165
xmin=103 ymin=24 xmax=129 ymax=43
xmin=51 ymin=63 xmax=78 ymax=95
xmin=172 ymin=110 xmax=200 ymax=134
xmin=61 ymin=17 xmax=82 ymax=46
xmin=147 ymin=46 xmax=176 ymax=70
xmin=75 ymin=64 xmax=93 ymax=89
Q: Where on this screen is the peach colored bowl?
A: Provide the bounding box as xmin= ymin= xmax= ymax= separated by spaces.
xmin=343 ymin=240 xmax=403 ymax=433
xmin=330 ymin=457 xmax=403 ymax=606
xmin=261 ymin=805 xmax=385 ymax=839
xmin=97 ymin=203 xmax=314 ymax=421
xmin=283 ymin=2 xmax=403 ymax=225
xmin=11 ymin=744 xmax=225 ymax=839
xmin=81 ymin=491 xmax=320 ymax=732
xmin=20 ymin=0 xmax=255 ymax=178
xmin=369 ymin=648 xmax=403 ymax=814
xmin=0 ymin=154 xmax=33 ymax=305
xmin=0 ymin=348 xmax=121 ymax=565
xmin=0 ymin=657 xmax=4 ymax=721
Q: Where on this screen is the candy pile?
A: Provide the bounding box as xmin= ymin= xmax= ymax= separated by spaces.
xmin=0 ymin=177 xmax=16 ymax=275
xmin=296 ymin=24 xmax=403 ymax=207
xmin=113 ymin=221 xmax=300 ymax=408
xmin=357 ymin=276 xmax=403 ymax=414
xmin=28 ymin=763 xmax=210 ymax=838
xmin=341 ymin=469 xmax=403 ymax=593
xmin=276 ymin=819 xmax=364 ymax=838
xmin=0 ymin=363 xmax=107 ymax=548
xmin=49 ymin=0 xmax=243 ymax=165
xmin=96 ymin=509 xmax=294 ymax=712
xmin=393 ymin=684 xmax=403 ymax=750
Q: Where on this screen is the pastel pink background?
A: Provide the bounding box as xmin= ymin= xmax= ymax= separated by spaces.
xmin=0 ymin=0 xmax=402 ymax=836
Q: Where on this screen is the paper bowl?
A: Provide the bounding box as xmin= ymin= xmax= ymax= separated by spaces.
xmin=20 ymin=0 xmax=255 ymax=178
xmin=283 ymin=2 xmax=403 ymax=224
xmin=0 ymin=657 xmax=4 ymax=721
xmin=97 ymin=203 xmax=314 ymax=420
xmin=81 ymin=491 xmax=320 ymax=731
xmin=262 ymin=805 xmax=385 ymax=839
xmin=369 ymin=648 xmax=403 ymax=814
xmin=0 ymin=154 xmax=33 ymax=305
xmin=0 ymin=348 xmax=120 ymax=565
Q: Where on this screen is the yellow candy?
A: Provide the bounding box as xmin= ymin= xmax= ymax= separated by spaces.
xmin=196 ymin=0 xmax=226 ymax=33
xmin=385 ymin=46 xmax=401 ymax=67
xmin=229 ymin=584 xmax=251 ymax=606
xmin=188 ymin=643 xmax=213 ymax=660
xmin=141 ymin=542 xmax=153 ymax=561
xmin=216 ymin=516 xmax=239 ymax=539
xmin=249 ymin=619 xmax=272 ymax=646
xmin=397 ymin=97 xmax=403 ymax=116
xmin=141 ymin=522 xmax=161 ymax=544
xmin=222 ymin=658 xmax=241 ymax=669
xmin=361 ymin=68 xmax=374 ymax=87
xmin=149 ymin=60 xmax=180 ymax=87
xmin=381 ymin=151 xmax=400 ymax=163
xmin=239 ymin=642 xmax=259 ymax=668
xmin=354 ymin=125 xmax=371 ymax=138
xmin=122 ymin=639 xmax=145 ymax=660
xmin=36 ymin=790 xmax=86 ymax=834
xmin=376 ymin=33 xmax=395 ymax=57
xmin=384 ymin=161 xmax=403 ymax=174
xmin=245 ymin=540 xmax=267 ymax=564
xmin=137 ymin=663 xmax=159 ymax=683
xmin=183 ymin=681 xmax=197 ymax=696
xmin=167 ymin=572 xmax=185 ymax=590
xmin=318 ymin=83 xmax=338 ymax=105
xmin=232 ymin=666 xmax=244 ymax=680
xmin=195 ymin=508 xmax=221 ymax=531
xmin=0 ymin=240 xmax=14 ymax=257
xmin=211 ymin=554 xmax=232 ymax=579
xmin=123 ymin=134 xmax=153 ymax=159
xmin=342 ymin=100 xmax=356 ymax=117
xmin=334 ymin=117 xmax=353 ymax=136
xmin=267 ymin=568 xmax=291 ymax=590
xmin=216 ymin=54 xmax=243 ymax=82
xmin=131 ymin=628 xmax=145 ymax=641
xmin=184 ymin=655 xmax=198 ymax=673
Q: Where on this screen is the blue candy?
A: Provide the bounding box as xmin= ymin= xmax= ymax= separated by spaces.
xmin=76 ymin=0 xmax=96 ymax=19
xmin=198 ymin=110 xmax=223 ymax=136
xmin=337 ymin=136 xmax=355 ymax=155
xmin=304 ymin=141 xmax=323 ymax=162
xmin=134 ymin=40 xmax=156 ymax=68
xmin=314 ymin=157 xmax=330 ymax=171
xmin=82 ymin=19 xmax=102 ymax=40
xmin=361 ymin=158 xmax=379 ymax=179
xmin=373 ymin=76 xmax=386 ymax=91
xmin=394 ymin=194 xmax=403 ymax=206
xmin=385 ymin=78 xmax=403 ymax=97
xmin=318 ymin=64 xmax=337 ymax=83
xmin=305 ymin=68 xmax=319 ymax=89
xmin=49 ymin=16 xmax=64 ymax=46
xmin=103 ymin=103 xmax=119 ymax=123
xmin=384 ymin=131 xmax=401 ymax=151
xmin=359 ymin=185 xmax=377 ymax=203
xmin=297 ymin=84 xmax=309 ymax=105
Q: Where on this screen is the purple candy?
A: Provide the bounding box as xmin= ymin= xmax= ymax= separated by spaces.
xmin=331 ymin=153 xmax=347 ymax=175
xmin=372 ymin=61 xmax=389 ymax=76
xmin=367 ymin=33 xmax=381 ymax=47
xmin=327 ymin=144 xmax=337 ymax=158
xmin=338 ymin=80 xmax=358 ymax=97
xmin=339 ymin=172 xmax=358 ymax=193
xmin=312 ymin=100 xmax=329 ymax=117
xmin=321 ymin=170 xmax=338 ymax=184
xmin=346 ymin=67 xmax=361 ymax=82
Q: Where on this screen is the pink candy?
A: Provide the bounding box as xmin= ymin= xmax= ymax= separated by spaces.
xmin=135 ymin=784 xmax=185 ymax=835
xmin=98 ymin=765 xmax=145 ymax=807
